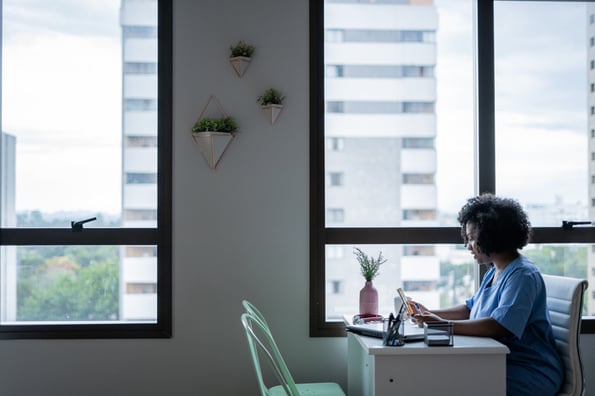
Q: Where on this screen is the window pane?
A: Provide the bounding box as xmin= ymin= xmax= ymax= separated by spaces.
xmin=326 ymin=244 xmax=478 ymax=321
xmin=1 ymin=0 xmax=158 ymax=229
xmin=324 ymin=0 xmax=474 ymax=228
xmin=326 ymin=243 xmax=592 ymax=321
xmin=494 ymin=2 xmax=589 ymax=227
xmin=0 ymin=246 xmax=157 ymax=324
xmin=0 ymin=245 xmax=157 ymax=324
xmin=524 ymin=244 xmax=591 ymax=316
xmin=0 ymin=0 xmax=163 ymax=331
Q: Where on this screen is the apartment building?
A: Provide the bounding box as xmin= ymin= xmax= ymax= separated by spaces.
xmin=588 ymin=4 xmax=595 ymax=316
xmin=324 ymin=0 xmax=439 ymax=317
xmin=0 ymin=132 xmax=16 ymax=322
xmin=120 ymin=0 xmax=158 ymax=321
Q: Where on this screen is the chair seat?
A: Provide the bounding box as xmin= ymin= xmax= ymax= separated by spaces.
xmin=269 ymin=382 xmax=346 ymax=396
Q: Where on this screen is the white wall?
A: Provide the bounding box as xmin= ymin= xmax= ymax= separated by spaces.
xmin=0 ymin=1 xmax=592 ymax=395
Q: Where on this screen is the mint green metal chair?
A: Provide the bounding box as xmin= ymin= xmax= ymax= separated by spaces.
xmin=242 ymin=300 xmax=269 ymax=328
xmin=241 ymin=311 xmax=345 ymax=396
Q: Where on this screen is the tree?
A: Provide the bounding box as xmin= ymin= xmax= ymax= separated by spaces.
xmin=16 ymin=245 xmax=120 ymax=321
xmin=18 ymin=259 xmax=119 ymax=321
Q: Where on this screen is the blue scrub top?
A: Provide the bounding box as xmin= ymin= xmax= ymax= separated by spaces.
xmin=466 ymin=255 xmax=563 ymax=396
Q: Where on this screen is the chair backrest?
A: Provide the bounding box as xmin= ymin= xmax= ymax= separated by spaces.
xmin=241 ymin=312 xmax=300 ymax=396
xmin=542 ymin=274 xmax=588 ymax=396
xmin=243 ymin=300 xmax=269 ymax=328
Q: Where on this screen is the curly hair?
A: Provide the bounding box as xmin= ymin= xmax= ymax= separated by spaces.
xmin=457 ymin=194 xmax=531 ymax=255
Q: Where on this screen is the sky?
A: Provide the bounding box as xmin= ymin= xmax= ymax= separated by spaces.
xmin=434 ymin=0 xmax=588 ymax=214
xmin=2 ymin=0 xmax=122 ymax=214
xmin=0 ymin=0 xmax=591 ymax=216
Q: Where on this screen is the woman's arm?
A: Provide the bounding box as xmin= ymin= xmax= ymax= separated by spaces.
xmin=450 ymin=317 xmax=511 ymax=338
xmin=417 ymin=306 xmax=511 ymax=338
xmin=425 ymin=304 xmax=470 ymax=320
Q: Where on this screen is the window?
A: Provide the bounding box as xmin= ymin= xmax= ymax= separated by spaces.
xmin=126 ymin=173 xmax=158 ymax=184
xmin=125 ymin=99 xmax=158 ymax=111
xmin=402 ymin=138 xmax=434 ymax=149
xmin=328 ymin=172 xmax=344 ymax=187
xmin=403 ymin=173 xmax=434 ymax=184
xmin=328 ymin=280 xmax=344 ymax=294
xmin=311 ymin=0 xmax=595 ymax=337
xmin=326 ymin=65 xmax=435 ymax=79
xmin=327 ymin=208 xmax=345 ymax=223
xmin=124 ymin=62 xmax=158 ymax=74
xmin=326 ymin=245 xmax=345 ymax=259
xmin=325 ymin=29 xmax=435 ymax=43
xmin=327 ymin=137 xmax=344 ymax=151
xmin=0 ymin=0 xmax=172 ymax=338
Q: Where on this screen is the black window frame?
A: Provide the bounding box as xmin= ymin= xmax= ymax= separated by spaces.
xmin=310 ymin=0 xmax=595 ymax=337
xmin=0 ymin=0 xmax=172 ymax=339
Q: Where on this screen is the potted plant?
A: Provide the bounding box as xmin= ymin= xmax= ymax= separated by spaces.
xmin=353 ymin=247 xmax=386 ymax=315
xmin=191 ymin=116 xmax=238 ymax=133
xmin=191 ymin=95 xmax=239 ymax=169
xmin=257 ymin=88 xmax=285 ymax=125
xmin=229 ymin=41 xmax=255 ymax=77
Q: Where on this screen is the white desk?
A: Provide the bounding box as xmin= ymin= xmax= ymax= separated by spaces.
xmin=347 ymin=331 xmax=509 ymax=396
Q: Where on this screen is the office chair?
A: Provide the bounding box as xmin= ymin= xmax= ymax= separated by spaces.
xmin=240 ymin=309 xmax=345 ymax=396
xmin=542 ymin=274 xmax=588 ymax=396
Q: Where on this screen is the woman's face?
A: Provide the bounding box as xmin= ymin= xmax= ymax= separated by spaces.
xmin=465 ymin=223 xmax=491 ymax=265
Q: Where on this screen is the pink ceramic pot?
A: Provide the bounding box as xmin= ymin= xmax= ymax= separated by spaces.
xmin=359 ymin=281 xmax=378 ymax=315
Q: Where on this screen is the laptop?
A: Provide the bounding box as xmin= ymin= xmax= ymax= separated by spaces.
xmin=345 ymin=318 xmax=426 ymax=342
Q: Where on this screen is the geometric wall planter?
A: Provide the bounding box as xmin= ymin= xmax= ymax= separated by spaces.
xmin=191 ymin=132 xmax=234 ymax=169
xmin=229 ymin=56 xmax=251 ymax=78
xmin=257 ymin=88 xmax=285 ymax=126
xmin=191 ymin=95 xmax=237 ymax=169
xmin=229 ymin=41 xmax=254 ymax=78
xmin=260 ymin=104 xmax=284 ymax=125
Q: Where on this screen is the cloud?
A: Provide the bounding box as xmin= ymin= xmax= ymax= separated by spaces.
xmin=3 ymin=0 xmax=123 ymax=213
xmin=3 ymin=0 xmax=120 ymax=40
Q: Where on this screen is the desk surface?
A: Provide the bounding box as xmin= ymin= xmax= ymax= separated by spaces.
xmin=343 ymin=315 xmax=510 ymax=356
xmin=352 ymin=331 xmax=510 ymax=356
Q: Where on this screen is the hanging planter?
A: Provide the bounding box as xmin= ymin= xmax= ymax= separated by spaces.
xmin=257 ymin=88 xmax=285 ymax=125
xmin=191 ymin=132 xmax=234 ymax=170
xmin=261 ymin=104 xmax=284 ymax=125
xmin=229 ymin=41 xmax=255 ymax=78
xmin=191 ymin=95 xmax=238 ymax=169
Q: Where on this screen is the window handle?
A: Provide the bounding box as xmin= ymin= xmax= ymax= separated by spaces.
xmin=561 ymin=220 xmax=592 ymax=230
xmin=71 ymin=217 xmax=96 ymax=232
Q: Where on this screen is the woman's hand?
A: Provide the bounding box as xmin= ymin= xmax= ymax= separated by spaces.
xmin=412 ymin=311 xmax=443 ymax=327
xmin=407 ymin=299 xmax=427 ymax=315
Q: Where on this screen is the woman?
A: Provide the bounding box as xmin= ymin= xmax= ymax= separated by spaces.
xmin=412 ymin=194 xmax=563 ymax=396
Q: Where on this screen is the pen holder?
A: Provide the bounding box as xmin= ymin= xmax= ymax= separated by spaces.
xmin=423 ymin=321 xmax=453 ymax=346
xmin=383 ymin=317 xmax=405 ymax=347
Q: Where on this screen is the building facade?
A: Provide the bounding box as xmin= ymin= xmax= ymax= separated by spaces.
xmin=120 ymin=0 xmax=158 ymax=321
xmin=324 ymin=0 xmax=439 ymax=318
xmin=0 ymin=132 xmax=16 ymax=322
xmin=588 ymin=4 xmax=595 ymax=316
